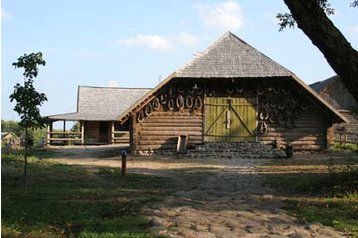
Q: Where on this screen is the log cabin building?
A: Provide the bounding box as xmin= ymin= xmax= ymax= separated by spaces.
xmin=310 ymin=76 xmax=358 ymax=143
xmin=47 ymin=86 xmax=150 ymax=145
xmin=117 ymin=32 xmax=347 ymax=153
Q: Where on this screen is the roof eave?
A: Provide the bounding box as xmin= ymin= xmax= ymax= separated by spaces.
xmin=291 ymin=74 xmax=349 ymax=123
xmin=118 ymin=72 xmax=177 ymax=123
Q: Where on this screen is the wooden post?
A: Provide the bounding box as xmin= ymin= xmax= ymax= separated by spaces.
xmin=130 ymin=114 xmax=137 ymax=153
xmin=47 ymin=122 xmax=53 ymax=145
xmin=81 ymin=121 xmax=85 ymax=145
xmin=121 ymin=150 xmax=127 ymax=177
xmin=111 ymin=122 xmax=115 ymax=144
xmin=326 ymin=124 xmax=334 ymax=150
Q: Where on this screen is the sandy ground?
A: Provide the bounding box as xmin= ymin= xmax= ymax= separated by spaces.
xmin=47 ymin=145 xmax=348 ymax=238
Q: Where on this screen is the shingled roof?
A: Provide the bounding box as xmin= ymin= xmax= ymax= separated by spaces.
xmin=47 ymin=86 xmax=151 ymax=121
xmin=176 ymin=31 xmax=293 ymax=78
xmin=310 ymin=75 xmax=338 ymax=93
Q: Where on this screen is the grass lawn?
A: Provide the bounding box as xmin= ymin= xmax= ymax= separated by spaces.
xmin=258 ymin=152 xmax=358 ymax=237
xmin=1 ymin=149 xmax=172 ymax=238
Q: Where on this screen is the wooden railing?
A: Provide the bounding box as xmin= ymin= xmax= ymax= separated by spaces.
xmin=112 ymin=131 xmax=130 ymax=144
xmin=47 ymin=131 xmax=82 ymax=145
xmin=335 ymin=132 xmax=358 ymax=145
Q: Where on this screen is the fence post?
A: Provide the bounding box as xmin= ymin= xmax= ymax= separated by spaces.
xmin=121 ymin=150 xmax=127 ymax=177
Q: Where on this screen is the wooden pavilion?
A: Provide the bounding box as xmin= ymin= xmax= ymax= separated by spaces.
xmin=46 ymin=86 xmax=150 ymax=145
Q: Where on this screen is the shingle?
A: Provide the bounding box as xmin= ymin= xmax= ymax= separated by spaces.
xmin=176 ymin=31 xmax=292 ymax=78
xmin=309 ymin=75 xmax=338 ymax=93
xmin=47 ymin=86 xmax=151 ymax=121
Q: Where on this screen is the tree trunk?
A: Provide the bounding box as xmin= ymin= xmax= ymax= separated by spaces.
xmin=23 ymin=127 xmax=28 ymax=191
xmin=283 ymin=0 xmax=358 ymax=102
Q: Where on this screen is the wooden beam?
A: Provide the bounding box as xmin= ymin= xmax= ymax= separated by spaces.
xmin=81 ymin=121 xmax=85 ymax=145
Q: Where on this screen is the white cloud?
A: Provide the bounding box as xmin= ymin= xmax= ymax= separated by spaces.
xmin=196 ymin=1 xmax=243 ymax=31
xmin=117 ymin=32 xmax=200 ymax=51
xmin=117 ymin=34 xmax=172 ymax=51
xmin=1 ymin=8 xmax=11 ymax=19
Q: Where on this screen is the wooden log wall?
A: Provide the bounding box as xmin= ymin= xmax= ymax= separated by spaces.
xmin=132 ymin=81 xmax=204 ymax=152
xmin=135 ymin=110 xmax=203 ymax=151
xmin=258 ymin=106 xmax=328 ymax=150
xmin=256 ymin=80 xmax=330 ymax=151
xmin=84 ymin=121 xmax=99 ymax=144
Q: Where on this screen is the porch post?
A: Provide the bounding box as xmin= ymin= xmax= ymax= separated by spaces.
xmin=81 ymin=121 xmax=85 ymax=145
xmin=111 ymin=122 xmax=115 ymax=144
xmin=47 ymin=122 xmax=53 ymax=145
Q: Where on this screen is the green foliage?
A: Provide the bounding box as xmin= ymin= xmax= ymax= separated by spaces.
xmin=71 ymin=122 xmax=80 ymax=132
xmin=1 ymin=152 xmax=172 ymax=237
xmin=1 ymin=120 xmax=47 ymax=147
xmin=1 ymin=120 xmax=23 ymax=136
xmin=277 ymin=0 xmax=339 ymax=31
xmin=12 ymin=52 xmax=46 ymax=79
xmin=9 ymin=52 xmax=47 ymax=130
xmin=263 ymin=157 xmax=358 ymax=236
xmin=332 ymin=142 xmax=358 ymax=151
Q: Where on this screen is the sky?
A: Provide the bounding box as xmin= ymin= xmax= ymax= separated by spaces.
xmin=1 ymin=0 xmax=358 ymax=121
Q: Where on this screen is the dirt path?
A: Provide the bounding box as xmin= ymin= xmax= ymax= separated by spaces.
xmin=47 ymin=146 xmax=347 ymax=238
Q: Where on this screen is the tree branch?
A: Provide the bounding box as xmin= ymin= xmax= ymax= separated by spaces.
xmin=283 ymin=0 xmax=358 ymax=102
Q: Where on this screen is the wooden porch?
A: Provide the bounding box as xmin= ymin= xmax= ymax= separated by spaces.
xmin=47 ymin=120 xmax=130 ymax=145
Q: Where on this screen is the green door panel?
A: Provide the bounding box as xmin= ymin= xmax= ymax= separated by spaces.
xmin=204 ymin=97 xmax=256 ymax=142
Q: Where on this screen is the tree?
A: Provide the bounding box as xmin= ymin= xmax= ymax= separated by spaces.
xmin=277 ymin=0 xmax=358 ymax=102
xmin=9 ymin=52 xmax=47 ymax=189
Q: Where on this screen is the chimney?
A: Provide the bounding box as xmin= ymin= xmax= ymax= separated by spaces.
xmin=108 ymin=81 xmax=118 ymax=87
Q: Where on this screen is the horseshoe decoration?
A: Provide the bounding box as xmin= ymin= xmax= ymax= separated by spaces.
xmin=227 ymin=88 xmax=234 ymax=95
xmin=159 ymin=94 xmax=167 ymax=104
xmin=268 ymin=112 xmax=276 ymax=123
xmin=194 ymin=96 xmax=203 ymax=110
xmin=270 ymin=100 xmax=277 ymax=108
xmin=236 ymin=87 xmax=244 ymax=93
xmin=137 ymin=110 xmax=145 ymax=123
xmin=205 ymin=89 xmax=215 ymax=96
xmin=273 ymin=87 xmax=280 ymax=95
xmin=145 ymin=103 xmax=153 ymax=116
xmin=177 ymin=87 xmax=185 ymax=94
xmin=259 ymin=110 xmax=269 ymax=120
xmin=168 ymin=98 xmax=174 ymax=110
xmin=186 ymin=95 xmax=194 ymax=108
xmin=291 ymin=97 xmax=298 ymax=104
xmin=300 ymin=103 xmax=309 ymax=111
xmin=176 ymin=95 xmax=185 ymax=110
xmin=277 ymin=113 xmax=285 ymax=125
xmin=257 ymin=87 xmax=264 ymax=96
xmin=282 ymin=88 xmax=291 ymax=96
xmin=258 ymin=121 xmax=268 ymax=134
xmin=152 ymin=97 xmax=160 ymax=111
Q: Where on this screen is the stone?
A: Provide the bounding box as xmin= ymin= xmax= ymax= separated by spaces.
xmin=318 ymin=227 xmax=344 ymax=237
xmin=305 ymin=222 xmax=323 ymax=232
xmin=288 ymin=229 xmax=311 ymax=238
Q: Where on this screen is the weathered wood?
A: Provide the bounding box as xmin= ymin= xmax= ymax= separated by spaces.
xmin=47 ymin=131 xmax=82 ymax=135
xmin=48 ymin=138 xmax=81 ymax=141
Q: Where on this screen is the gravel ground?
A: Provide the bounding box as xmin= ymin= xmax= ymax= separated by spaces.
xmin=47 ymin=146 xmax=348 ymax=238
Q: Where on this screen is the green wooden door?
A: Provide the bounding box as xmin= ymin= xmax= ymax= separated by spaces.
xmin=204 ymin=97 xmax=256 ymax=142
